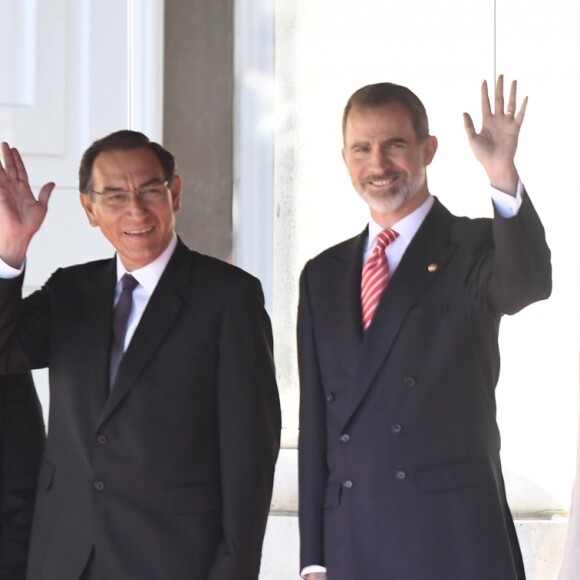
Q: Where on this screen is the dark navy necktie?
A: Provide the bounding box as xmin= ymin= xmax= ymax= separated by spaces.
xmin=109 ymin=273 xmax=139 ymax=388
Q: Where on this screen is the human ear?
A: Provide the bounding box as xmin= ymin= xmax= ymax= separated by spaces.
xmin=423 ymin=135 xmax=438 ymax=166
xmin=79 ymin=193 xmax=99 ymax=227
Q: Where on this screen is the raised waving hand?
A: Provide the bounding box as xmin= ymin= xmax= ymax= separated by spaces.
xmin=0 ymin=143 xmax=54 ymax=267
xmin=463 ymin=75 xmax=527 ymax=195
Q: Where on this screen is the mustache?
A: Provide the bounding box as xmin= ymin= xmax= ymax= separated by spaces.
xmin=362 ymin=171 xmax=402 ymax=184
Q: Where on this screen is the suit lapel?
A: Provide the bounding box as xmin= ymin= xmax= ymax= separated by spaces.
xmin=323 ymin=231 xmax=366 ymax=376
xmin=97 ymin=242 xmax=190 ymax=427
xmin=83 ymin=261 xmax=117 ymax=412
xmin=346 ymin=199 xmax=457 ymax=423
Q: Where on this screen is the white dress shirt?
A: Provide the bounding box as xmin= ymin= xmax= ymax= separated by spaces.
xmin=113 ymin=234 xmax=177 ymax=351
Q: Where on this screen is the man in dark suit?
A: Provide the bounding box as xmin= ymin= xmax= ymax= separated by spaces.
xmin=0 ymin=372 xmax=44 ymax=579
xmin=0 ymin=131 xmax=281 ymax=580
xmin=297 ymin=77 xmax=551 ymax=579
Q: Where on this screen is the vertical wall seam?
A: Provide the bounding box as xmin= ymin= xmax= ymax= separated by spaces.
xmin=493 ymin=0 xmax=497 ymax=80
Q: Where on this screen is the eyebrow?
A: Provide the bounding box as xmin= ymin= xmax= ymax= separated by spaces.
xmin=349 ymin=137 xmax=409 ymax=149
xmin=100 ymin=177 xmax=165 ymax=192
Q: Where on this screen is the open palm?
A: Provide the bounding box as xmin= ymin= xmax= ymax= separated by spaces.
xmin=463 ymin=75 xmax=527 ymax=194
xmin=0 ymin=143 xmax=54 ymax=266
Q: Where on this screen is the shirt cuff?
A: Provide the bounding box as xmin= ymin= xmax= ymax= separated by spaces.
xmin=491 ymin=179 xmax=524 ymax=218
xmin=0 ymin=257 xmax=24 ymax=279
xmin=301 ymin=565 xmax=327 ymax=578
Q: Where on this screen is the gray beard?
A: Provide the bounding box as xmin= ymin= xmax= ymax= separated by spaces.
xmin=357 ymin=169 xmax=425 ymax=215
xmin=358 ymin=180 xmax=411 ymax=215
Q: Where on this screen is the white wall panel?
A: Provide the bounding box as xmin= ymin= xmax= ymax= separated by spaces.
xmin=0 ymin=0 xmax=36 ymax=107
xmin=0 ymin=0 xmax=65 ymax=153
xmin=128 ymin=0 xmax=165 ymax=140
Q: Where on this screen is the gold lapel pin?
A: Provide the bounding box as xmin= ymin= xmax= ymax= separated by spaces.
xmin=427 ymin=263 xmax=438 ymax=273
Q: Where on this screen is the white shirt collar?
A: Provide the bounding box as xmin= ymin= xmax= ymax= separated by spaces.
xmin=366 ymin=194 xmax=435 ymax=253
xmin=115 ymin=234 xmax=178 ymax=295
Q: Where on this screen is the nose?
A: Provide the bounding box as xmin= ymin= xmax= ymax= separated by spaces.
xmin=368 ymin=149 xmax=391 ymax=173
xmin=125 ymin=192 xmax=149 ymax=215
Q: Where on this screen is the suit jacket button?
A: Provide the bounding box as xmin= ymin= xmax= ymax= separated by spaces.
xmin=326 ymin=393 xmax=335 ymax=402
xmin=391 ymin=424 xmax=402 ymax=434
xmin=94 ymin=481 xmax=105 ymax=491
xmin=342 ymin=479 xmax=354 ymax=489
xmin=339 ymin=433 xmax=350 ymax=443
xmin=395 ymin=470 xmax=407 ymax=481
xmin=403 ymin=376 xmax=416 ymax=387
xmin=97 ymin=433 xmax=108 ymax=444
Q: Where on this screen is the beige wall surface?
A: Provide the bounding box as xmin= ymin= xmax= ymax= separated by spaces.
xmin=164 ymin=0 xmax=234 ymax=261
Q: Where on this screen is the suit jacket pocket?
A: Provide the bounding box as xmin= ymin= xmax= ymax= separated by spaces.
xmin=37 ymin=459 xmax=55 ymax=491
xmin=415 ymin=459 xmax=493 ymax=492
xmin=165 ymin=482 xmax=222 ymax=515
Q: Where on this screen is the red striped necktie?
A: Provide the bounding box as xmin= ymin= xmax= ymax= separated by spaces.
xmin=361 ymin=228 xmax=399 ymax=332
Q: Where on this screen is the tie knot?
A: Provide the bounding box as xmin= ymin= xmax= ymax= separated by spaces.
xmin=374 ymin=228 xmax=398 ymax=252
xmin=120 ymin=273 xmax=139 ymax=292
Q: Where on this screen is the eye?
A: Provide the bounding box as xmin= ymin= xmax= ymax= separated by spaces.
xmin=105 ymin=192 xmax=129 ymax=204
xmin=142 ymin=186 xmax=163 ymax=195
xmin=140 ymin=183 xmax=167 ymax=198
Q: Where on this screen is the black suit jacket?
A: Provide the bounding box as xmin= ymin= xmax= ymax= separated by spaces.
xmin=0 ymin=372 xmax=44 ymax=580
xmin=298 ymin=195 xmax=551 ymax=580
xmin=0 ymin=240 xmax=281 ymax=580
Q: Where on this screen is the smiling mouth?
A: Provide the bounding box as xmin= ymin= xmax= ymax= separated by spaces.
xmin=125 ymin=226 xmax=154 ymax=236
xmin=366 ymin=174 xmax=400 ymax=187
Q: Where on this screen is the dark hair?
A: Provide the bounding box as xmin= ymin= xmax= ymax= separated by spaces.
xmin=342 ymin=82 xmax=430 ymax=141
xmin=78 ymin=130 xmax=176 ymax=192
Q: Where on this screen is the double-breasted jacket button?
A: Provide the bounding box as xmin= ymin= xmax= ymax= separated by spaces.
xmin=403 ymin=376 xmax=416 ymax=388
xmin=339 ymin=433 xmax=350 ymax=443
xmin=96 ymin=433 xmax=108 ymax=445
xmin=342 ymin=479 xmax=354 ymax=489
xmin=395 ymin=470 xmax=407 ymax=481
xmin=326 ymin=393 xmax=335 ymax=402
xmin=391 ymin=424 xmax=402 ymax=434
xmin=93 ymin=481 xmax=105 ymax=491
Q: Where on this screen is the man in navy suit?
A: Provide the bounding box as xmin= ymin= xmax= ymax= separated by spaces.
xmin=0 ymin=131 xmax=280 ymax=580
xmin=298 ymin=77 xmax=551 ymax=579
